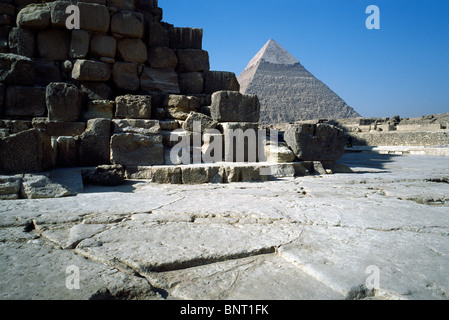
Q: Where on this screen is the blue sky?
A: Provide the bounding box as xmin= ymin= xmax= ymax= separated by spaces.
xmin=159 ymin=0 xmax=449 ymax=118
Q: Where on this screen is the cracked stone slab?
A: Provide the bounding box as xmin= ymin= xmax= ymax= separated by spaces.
xmin=278 ymin=224 xmax=449 ymax=300
xmin=0 ymin=238 xmax=160 ymax=300
xmin=148 ymin=253 xmax=345 ymax=300
xmin=75 ymin=219 xmax=303 ymax=274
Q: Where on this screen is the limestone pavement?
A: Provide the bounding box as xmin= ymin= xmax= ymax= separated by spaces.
xmin=1 ymin=152 xmax=448 ymax=300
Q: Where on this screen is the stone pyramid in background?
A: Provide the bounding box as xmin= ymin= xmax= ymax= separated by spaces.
xmin=238 ymin=39 xmax=360 ymax=124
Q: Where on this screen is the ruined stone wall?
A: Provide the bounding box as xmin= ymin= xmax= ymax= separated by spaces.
xmin=347 ymin=131 xmax=449 ymax=147
xmin=0 ymin=0 xmax=261 ymax=174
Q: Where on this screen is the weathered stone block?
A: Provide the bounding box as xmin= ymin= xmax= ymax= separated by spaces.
xmin=81 ymin=164 xmax=126 ymax=186
xmin=147 ymin=22 xmax=169 ymax=47
xmin=32 ymin=118 xmax=86 ymax=137
xmin=16 ymin=4 xmax=50 ymax=30
xmin=112 ymin=61 xmax=139 ymax=91
xmin=0 ymin=128 xmax=53 ymax=173
xmin=169 ymin=27 xmax=202 ymax=49
xmin=178 ymin=72 xmax=204 ymax=95
xmin=78 ymin=3 xmax=110 ymax=33
xmin=20 ymin=174 xmax=73 ymax=199
xmin=264 ymin=141 xmax=296 ymax=163
xmin=115 ymin=95 xmax=151 ymax=119
xmin=37 ymin=28 xmax=70 ymax=61
xmin=48 ymin=0 xmax=71 ymax=28
xmin=159 ymin=120 xmax=179 ymax=131
xmin=111 ymin=11 xmax=144 ymax=38
xmin=140 ymin=67 xmax=179 ymax=94
xmin=69 ymin=29 xmax=89 ymax=59
xmin=117 ymin=38 xmax=147 ymax=64
xmin=182 ymin=111 xmax=217 ymax=133
xmin=46 ymin=82 xmax=81 ymax=122
xmin=284 ymin=123 xmax=346 ymax=162
xmin=112 ymin=119 xmax=161 ymax=135
xmin=0 ymin=53 xmax=34 ymax=85
xmin=205 ymin=71 xmax=240 ymax=94
xmin=176 ymin=49 xmax=210 ymax=73
xmin=147 ymin=46 xmax=177 ymax=69
xmin=110 ymin=133 xmax=164 ymax=166
xmin=211 ymin=91 xmax=260 ymax=123
xmin=84 ymin=100 xmax=114 ymax=120
xmin=5 ymin=85 xmax=46 ymax=117
xmin=0 ymin=119 xmax=33 ymax=135
xmin=151 ymin=166 xmax=182 ymax=184
xmin=8 ymin=27 xmax=35 ymax=57
xmin=90 ymin=34 xmax=116 ymax=58
xmin=0 ymin=175 xmax=21 ymax=200
xmin=72 ymin=59 xmax=111 ymax=82
xmin=224 ymin=165 xmax=268 ymax=183
xmin=76 ymin=118 xmax=111 ymax=166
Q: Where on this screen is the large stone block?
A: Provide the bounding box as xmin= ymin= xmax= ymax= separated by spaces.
xmin=76 ymin=118 xmax=111 ymax=166
xmin=0 ymin=128 xmax=53 ymax=173
xmin=205 ymin=71 xmax=240 ymax=94
xmin=110 ymin=11 xmax=144 ymax=38
xmin=8 ymin=27 xmax=35 ymax=58
xmin=182 ymin=111 xmax=217 ymax=133
xmin=78 ymin=3 xmax=110 ymax=33
xmin=117 ymin=38 xmax=147 ymax=64
xmin=46 ymin=82 xmax=81 ymax=122
xmin=16 ymin=4 xmax=50 ymax=30
xmin=147 ymin=46 xmax=177 ymax=69
xmin=0 ymin=175 xmax=21 ymax=200
xmin=115 ymin=95 xmax=151 ymax=119
xmin=90 ymin=34 xmax=116 ymax=59
xmin=163 ymin=94 xmax=199 ymax=120
xmin=0 ymin=53 xmax=34 ymax=85
xmin=32 ymin=118 xmax=86 ymax=137
xmin=147 ymin=22 xmax=169 ymax=47
xmin=176 ymin=49 xmax=210 ymax=73
xmin=5 ymin=85 xmax=46 ymax=117
xmin=224 ymin=165 xmax=268 ymax=183
xmin=112 ymin=61 xmax=139 ymax=91
xmin=48 ymin=0 xmax=72 ymax=28
xmin=69 ymin=29 xmax=89 ymax=59
xmin=72 ymin=59 xmax=111 ymax=81
xmin=37 ymin=28 xmax=70 ymax=61
xmin=151 ymin=166 xmax=182 ymax=184
xmin=140 ymin=67 xmax=179 ymax=94
xmin=284 ymin=123 xmax=346 ymax=162
xmin=169 ymin=27 xmax=202 ymax=49
xmin=210 ymin=91 xmax=260 ymax=123
xmin=178 ymin=72 xmax=204 ymax=95
xmin=110 ymin=133 xmax=164 ymax=166
xmin=112 ymin=119 xmax=161 ymax=135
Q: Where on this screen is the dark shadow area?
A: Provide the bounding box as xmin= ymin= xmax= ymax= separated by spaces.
xmin=80 ymin=180 xmax=142 ymax=194
xmin=337 ymin=151 xmax=401 ymax=171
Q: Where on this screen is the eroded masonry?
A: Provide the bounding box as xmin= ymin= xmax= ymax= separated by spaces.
xmin=0 ymin=0 xmax=350 ymax=200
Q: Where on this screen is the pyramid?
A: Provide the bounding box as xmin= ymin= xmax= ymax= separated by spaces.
xmin=238 ymin=39 xmax=360 ymax=124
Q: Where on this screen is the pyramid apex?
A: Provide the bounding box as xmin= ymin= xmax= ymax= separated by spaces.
xmin=245 ymin=39 xmax=299 ymax=70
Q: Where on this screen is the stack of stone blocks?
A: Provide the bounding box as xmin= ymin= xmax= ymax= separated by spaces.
xmin=0 ymin=0 xmax=285 ymax=185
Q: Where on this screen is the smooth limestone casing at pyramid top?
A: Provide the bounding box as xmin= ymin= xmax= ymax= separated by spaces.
xmin=238 ymin=39 xmax=360 ymax=124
